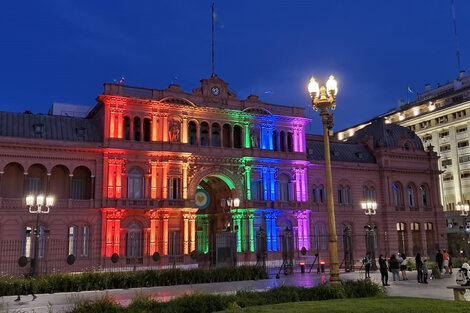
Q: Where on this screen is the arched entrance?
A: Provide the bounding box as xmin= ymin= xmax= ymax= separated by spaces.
xmin=194 ymin=174 xmax=238 ymax=266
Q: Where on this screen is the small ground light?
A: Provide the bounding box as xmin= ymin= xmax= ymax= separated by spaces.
xmin=300 ymin=260 xmax=305 ymax=274
xmin=319 ymin=259 xmax=326 ymax=273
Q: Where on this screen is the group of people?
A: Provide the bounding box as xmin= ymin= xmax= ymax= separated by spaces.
xmin=363 ymin=251 xmax=446 ymax=286
xmin=435 ymin=249 xmax=453 ymax=275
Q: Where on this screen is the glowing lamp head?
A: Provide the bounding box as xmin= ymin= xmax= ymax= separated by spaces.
xmin=299 ymin=260 xmax=305 ymax=266
xmin=308 ymin=76 xmax=320 ymax=98
xmin=36 ymin=195 xmax=45 ymax=206
xmin=233 ymin=197 xmax=240 ymax=208
xmin=26 ymin=195 xmax=34 ymax=206
xmin=46 ymin=196 xmax=54 ymax=207
xmin=319 ymin=259 xmax=326 ymax=265
xmin=326 ymin=75 xmax=338 ymax=96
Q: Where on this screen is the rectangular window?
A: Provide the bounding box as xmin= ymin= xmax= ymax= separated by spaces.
xmin=23 ymin=227 xmax=32 ymax=258
xmin=457 ymin=126 xmax=467 ymax=133
xmin=169 ymin=231 xmax=180 ymax=255
xmin=459 ymin=155 xmax=470 ymax=164
xmin=168 ymin=178 xmax=181 ymax=200
xmin=439 ymin=131 xmax=449 ymax=138
xmin=68 ymin=226 xmax=77 ymax=256
xmin=251 ymin=180 xmax=263 ymax=201
xmin=423 ymin=135 xmax=432 ymax=141
xmin=458 ymin=141 xmax=469 ymax=148
xmin=440 ymin=145 xmax=451 ymax=152
xmin=81 ymin=226 xmax=89 ymax=257
xmin=443 ymin=174 xmax=453 ymax=181
xmin=442 ymin=159 xmax=452 ymax=167
xmin=461 ymin=172 xmax=470 ymax=179
xmin=71 ymin=179 xmax=84 ymax=200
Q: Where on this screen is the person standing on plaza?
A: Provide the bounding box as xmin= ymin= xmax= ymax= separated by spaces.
xmin=436 ymin=249 xmax=444 ymax=273
xmin=416 ymin=253 xmax=423 ymax=283
xmin=400 ymin=253 xmax=408 ymax=280
xmin=389 ymin=254 xmax=400 ymax=281
xmin=15 ymin=273 xmax=36 ymax=302
xmin=362 ymin=253 xmax=371 ymax=279
xmin=443 ymin=249 xmax=450 ymax=274
xmin=422 ymin=259 xmax=429 ymax=284
xmin=379 ymin=254 xmax=389 ymax=286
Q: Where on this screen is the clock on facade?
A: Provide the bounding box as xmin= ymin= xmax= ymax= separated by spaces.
xmin=211 ymin=86 xmax=220 ymax=96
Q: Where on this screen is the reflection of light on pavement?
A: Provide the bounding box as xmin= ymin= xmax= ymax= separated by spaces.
xmin=321 ymin=274 xmax=326 ymax=284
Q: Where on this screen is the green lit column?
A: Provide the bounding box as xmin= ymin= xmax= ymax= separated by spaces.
xmin=244 ymin=123 xmax=251 ymax=148
xmin=248 ymin=211 xmax=255 ymax=252
xmin=245 ymin=166 xmax=252 ymax=200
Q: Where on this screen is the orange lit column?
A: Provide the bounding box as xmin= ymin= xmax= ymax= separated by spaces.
xmin=147 ymin=210 xmax=159 ymax=254
xmin=109 ymin=110 xmax=116 ymax=138
xmin=183 ymin=213 xmax=189 ymax=254
xmin=103 ymin=209 xmax=126 ymax=257
xmin=150 ymin=161 xmax=158 ymax=199
xmin=151 ymin=113 xmax=158 ymax=141
xmin=182 ymin=163 xmax=188 ymax=199
xmin=117 ymin=110 xmax=123 ymax=138
xmin=163 ymin=115 xmax=168 ymax=142
xmin=162 ymin=211 xmax=169 ymax=255
xmin=189 ymin=213 xmax=196 ymax=252
xmin=162 ymin=163 xmax=168 ymax=199
xmin=115 ymin=160 xmax=123 ymax=198
xmin=182 ymin=117 xmax=188 ymax=143
xmin=107 ymin=162 xmax=115 ymax=198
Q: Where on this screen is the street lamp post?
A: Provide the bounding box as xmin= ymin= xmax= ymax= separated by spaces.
xmin=457 ymin=202 xmax=469 ymax=257
xmin=308 ymin=75 xmax=340 ymax=284
xmin=361 ymin=201 xmax=378 ymax=271
xmin=26 ymin=194 xmax=54 ymax=277
xmin=220 ymin=197 xmax=240 ymax=232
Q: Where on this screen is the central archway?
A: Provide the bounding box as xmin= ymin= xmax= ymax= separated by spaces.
xmin=194 ymin=174 xmax=239 ymax=265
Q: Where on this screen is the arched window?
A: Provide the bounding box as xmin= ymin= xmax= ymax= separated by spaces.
xmin=407 ymin=184 xmax=415 ymax=207
xmin=411 ymin=222 xmax=422 ymax=255
xmin=338 ymin=185 xmax=344 ymax=204
xmin=133 ymin=117 xmax=141 ymax=141
xmin=278 ymin=174 xmax=290 ymax=201
xmin=272 ymin=130 xmax=278 ymax=151
xmin=125 ymin=222 xmax=143 ymax=257
xmin=393 ymin=183 xmax=402 ymax=207
xmin=280 ymin=131 xmax=286 ymax=152
xmin=200 ymin=122 xmax=209 ymax=146
xmin=188 ymin=121 xmax=197 ymax=145
xmin=223 ymin=124 xmax=231 ymax=148
xmin=312 ymin=185 xmax=318 ymax=204
xmin=26 ymin=164 xmax=47 ymax=195
xmin=287 ymin=132 xmax=293 ymax=152
xmin=396 ymin=222 xmax=408 ymax=255
xmin=420 ymin=185 xmax=428 ymax=207
xmin=124 ymin=116 xmax=131 ymax=140
xmin=68 ymin=226 xmax=78 ymax=256
xmin=318 ymin=184 xmax=325 ymax=204
xmin=233 ymin=125 xmax=242 ymax=148
xmin=128 ymin=168 xmax=144 ymax=199
xmin=363 ymin=186 xmax=376 ymax=201
xmin=72 ymin=166 xmax=92 ymax=200
xmin=424 ymin=222 xmax=434 ymax=256
xmin=143 ymin=118 xmax=151 ymax=142
xmin=345 ymin=186 xmax=351 ymax=204
xmin=211 ymin=123 xmax=221 ymax=147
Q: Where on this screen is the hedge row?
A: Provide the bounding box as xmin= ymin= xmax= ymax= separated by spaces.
xmin=69 ymin=280 xmax=385 ymax=313
xmin=0 ymin=266 xmax=268 ymax=296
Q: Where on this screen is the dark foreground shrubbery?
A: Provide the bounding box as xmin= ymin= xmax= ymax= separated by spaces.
xmin=69 ymin=280 xmax=385 ymax=313
xmin=0 ymin=266 xmax=267 ymax=296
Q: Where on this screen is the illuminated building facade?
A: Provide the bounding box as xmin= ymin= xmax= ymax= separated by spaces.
xmin=337 ymin=71 xmax=470 ymax=255
xmin=0 ymin=76 xmax=446 ymax=275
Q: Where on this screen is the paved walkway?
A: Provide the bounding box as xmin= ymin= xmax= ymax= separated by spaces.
xmin=0 ymin=270 xmax=462 ymax=313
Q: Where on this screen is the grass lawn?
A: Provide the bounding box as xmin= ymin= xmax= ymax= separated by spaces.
xmin=219 ymin=297 xmax=470 ymax=313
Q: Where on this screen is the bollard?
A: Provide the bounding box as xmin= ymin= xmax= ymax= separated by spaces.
xmin=300 ymin=260 xmax=305 ymax=274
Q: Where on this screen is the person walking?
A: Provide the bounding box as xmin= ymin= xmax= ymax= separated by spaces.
xmin=422 ymin=259 xmax=429 ymax=284
xmin=443 ymin=249 xmax=450 ymax=274
xmin=400 ymin=253 xmax=408 ymax=280
xmin=362 ymin=253 xmax=371 ymax=279
xmin=379 ymin=254 xmax=389 ymax=286
xmin=389 ymin=254 xmax=400 ymax=281
xmin=15 ymin=273 xmax=36 ymax=302
xmin=416 ymin=253 xmax=423 ymax=283
xmin=436 ymin=249 xmax=443 ymax=273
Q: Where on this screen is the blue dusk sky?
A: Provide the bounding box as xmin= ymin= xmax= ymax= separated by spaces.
xmin=1 ymin=1 xmax=469 ymax=134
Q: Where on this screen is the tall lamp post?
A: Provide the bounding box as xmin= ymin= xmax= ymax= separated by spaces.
xmin=26 ymin=194 xmax=54 ymax=277
xmin=307 ymin=75 xmax=340 ymax=284
xmin=457 ymin=202 xmax=469 ymax=257
xmin=220 ymin=197 xmax=240 ymax=232
xmin=361 ymin=201 xmax=378 ymax=270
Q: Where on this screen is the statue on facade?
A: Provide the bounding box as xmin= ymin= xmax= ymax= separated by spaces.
xmin=250 ymin=128 xmax=260 ymax=148
xmin=168 ymin=120 xmax=180 ymax=142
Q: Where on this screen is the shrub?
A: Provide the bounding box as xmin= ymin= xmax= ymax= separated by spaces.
xmin=71 ymin=295 xmax=123 ymax=313
xmin=342 ymin=280 xmax=384 ymax=298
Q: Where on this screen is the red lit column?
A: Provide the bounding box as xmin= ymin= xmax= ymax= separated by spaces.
xmin=183 ymin=213 xmax=189 ymax=254
xmin=162 ymin=163 xmax=168 ymax=199
xmin=150 ymin=161 xmax=158 ymax=199
xmin=163 ymin=115 xmax=168 ymax=142
xmin=182 ymin=163 xmax=188 ymax=199
xmin=147 ymin=210 xmax=159 ymax=254
xmin=162 ymin=211 xmax=169 ymax=255
xmin=151 ymin=114 xmax=158 ymax=141
xmin=189 ymin=213 xmax=196 ymax=252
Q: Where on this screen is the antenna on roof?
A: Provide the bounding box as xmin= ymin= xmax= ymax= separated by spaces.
xmin=451 ymin=0 xmax=462 ymax=73
xmin=211 ymin=2 xmax=215 ymax=77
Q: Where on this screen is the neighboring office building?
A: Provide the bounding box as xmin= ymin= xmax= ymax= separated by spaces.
xmin=0 ymin=76 xmax=445 ymax=276
xmin=337 ymin=70 xmax=470 ymax=256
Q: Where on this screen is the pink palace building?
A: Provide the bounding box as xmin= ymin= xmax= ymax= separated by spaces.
xmin=0 ymin=76 xmax=446 ymax=275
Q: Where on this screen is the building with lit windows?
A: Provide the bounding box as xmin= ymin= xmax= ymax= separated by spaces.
xmin=0 ymin=76 xmax=446 ymax=275
xmin=337 ymin=70 xmax=470 ymax=256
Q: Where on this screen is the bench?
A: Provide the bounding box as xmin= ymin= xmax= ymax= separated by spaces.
xmin=447 ymin=285 xmax=470 ymax=301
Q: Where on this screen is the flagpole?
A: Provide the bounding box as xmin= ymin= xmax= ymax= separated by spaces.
xmin=211 ymin=2 xmax=215 ymax=77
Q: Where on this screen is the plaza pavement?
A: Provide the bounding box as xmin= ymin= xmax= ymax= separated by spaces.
xmin=0 ymin=269 xmax=463 ymax=313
